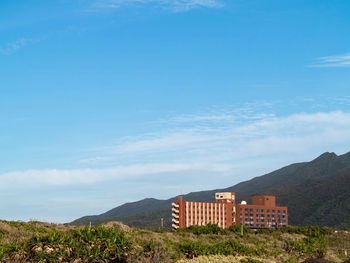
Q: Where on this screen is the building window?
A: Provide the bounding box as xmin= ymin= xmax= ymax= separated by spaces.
xmin=250 ymin=209 xmax=253 ymax=212
xmin=267 ymin=209 xmax=271 ymax=213
xmin=272 ymin=210 xmax=275 ymax=213
xmin=261 ymin=209 xmax=264 ymax=212
xmin=250 ymin=214 xmax=253 ymax=217
xmin=256 ymin=209 xmax=260 ymax=212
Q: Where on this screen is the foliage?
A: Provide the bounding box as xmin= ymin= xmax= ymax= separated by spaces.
xmin=240 ymin=258 xmax=264 ymax=263
xmin=281 ymin=225 xmax=331 ymax=238
xmin=229 ymin=225 xmax=251 ymax=234
xmin=1 ymin=220 xmax=350 ymax=262
xmin=178 ymin=239 xmax=269 ymax=259
xmin=181 ymin=224 xmax=228 ymax=235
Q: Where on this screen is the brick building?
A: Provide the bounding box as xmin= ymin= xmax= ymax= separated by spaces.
xmin=171 ymin=192 xmax=288 ymax=229
xmin=236 ymin=196 xmax=288 ymax=228
xmin=171 ymin=192 xmax=236 ymax=229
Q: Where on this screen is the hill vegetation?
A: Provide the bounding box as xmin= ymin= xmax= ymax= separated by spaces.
xmin=1 ymin=220 xmax=350 ymax=262
xmin=72 ymin=151 xmax=350 ymax=229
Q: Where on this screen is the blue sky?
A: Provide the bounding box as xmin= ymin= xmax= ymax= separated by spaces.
xmin=1 ymin=0 xmax=350 ymax=222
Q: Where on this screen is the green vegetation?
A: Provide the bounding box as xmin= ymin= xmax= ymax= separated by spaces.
xmin=1 ymin=220 xmax=349 ymax=262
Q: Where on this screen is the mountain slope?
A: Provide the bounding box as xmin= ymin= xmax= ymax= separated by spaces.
xmin=71 ymin=151 xmax=350 ymax=228
xmin=263 ymin=173 xmax=350 ymax=228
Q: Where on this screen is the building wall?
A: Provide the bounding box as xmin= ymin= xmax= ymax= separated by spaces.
xmin=172 ymin=193 xmax=288 ymax=230
xmin=236 ymin=204 xmax=288 ymax=228
xmin=251 ymin=196 xmax=276 ymax=207
xmin=184 ymin=201 xmax=233 ymax=228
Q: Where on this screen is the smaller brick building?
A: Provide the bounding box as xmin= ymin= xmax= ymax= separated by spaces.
xmin=236 ymin=196 xmax=288 ymax=228
xmin=172 ymin=192 xmax=288 ymax=229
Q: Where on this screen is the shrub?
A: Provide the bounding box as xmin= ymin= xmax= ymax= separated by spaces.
xmin=228 ymin=225 xmax=251 ymax=234
xmin=183 ymin=224 xmax=228 ymax=235
xmin=281 ymin=225 xmax=331 ymax=238
xmin=240 ymin=258 xmax=264 ymax=263
xmin=285 ymin=236 xmax=327 ymax=258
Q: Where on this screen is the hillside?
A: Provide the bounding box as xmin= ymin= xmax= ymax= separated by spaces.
xmin=1 ymin=220 xmax=350 ymax=262
xmin=71 ymin=151 xmax=350 ymax=228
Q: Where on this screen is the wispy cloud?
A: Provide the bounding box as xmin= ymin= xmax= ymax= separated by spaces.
xmin=0 ymin=163 xmax=231 ymax=188
xmin=310 ymin=52 xmax=350 ymax=68
xmin=91 ymin=0 xmax=223 ymax=12
xmin=0 ymin=38 xmax=37 ymax=55
xmin=3 ymin=109 xmax=350 ymax=189
xmin=3 ymin=102 xmax=350 ymax=222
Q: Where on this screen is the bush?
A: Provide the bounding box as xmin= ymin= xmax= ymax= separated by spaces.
xmin=24 ymin=226 xmax=131 ymax=262
xmin=240 ymin=258 xmax=264 ymax=263
xmin=183 ymin=224 xmax=228 ymax=235
xmin=281 ymin=225 xmax=331 ymax=238
xmin=285 ymin=236 xmax=327 ymax=258
xmin=228 ymin=225 xmax=251 ymax=234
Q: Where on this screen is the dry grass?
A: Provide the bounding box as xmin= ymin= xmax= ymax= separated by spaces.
xmin=0 ymin=221 xmax=349 ymax=263
xmin=176 ymin=255 xmax=275 ymax=263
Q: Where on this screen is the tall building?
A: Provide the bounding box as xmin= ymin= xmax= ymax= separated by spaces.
xmin=171 ymin=192 xmax=236 ymax=229
xmin=172 ymin=192 xmax=288 ymax=229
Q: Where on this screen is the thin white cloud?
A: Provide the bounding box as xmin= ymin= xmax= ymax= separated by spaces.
xmin=99 ymin=111 xmax=350 ymax=158
xmin=4 ymin=105 xmax=350 ymax=222
xmin=3 ymin=110 xmax=350 ymax=189
xmin=91 ymin=0 xmax=223 ymax=12
xmin=0 ymin=163 xmax=231 ymax=188
xmin=0 ymin=38 xmax=37 ymax=55
xmin=310 ymin=52 xmax=350 ymax=68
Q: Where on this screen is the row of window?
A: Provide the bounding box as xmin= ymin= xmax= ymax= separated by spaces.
xmin=244 ymin=222 xmax=287 ymax=227
xmin=240 ymin=208 xmax=286 ymax=213
xmin=185 ymin=211 xmax=227 ymax=215
xmin=188 ymin=216 xmax=227 ymax=220
xmin=241 ymin=219 xmax=287 ymax=223
xmin=240 ymin=213 xmax=286 ymax=218
xmin=189 ymin=206 xmax=227 ymax=210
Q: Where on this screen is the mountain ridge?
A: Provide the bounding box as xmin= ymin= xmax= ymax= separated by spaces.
xmin=71 ymin=151 xmax=350 ymax=228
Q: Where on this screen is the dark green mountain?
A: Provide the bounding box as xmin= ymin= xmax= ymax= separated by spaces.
xmin=71 ymin=151 xmax=350 ymax=229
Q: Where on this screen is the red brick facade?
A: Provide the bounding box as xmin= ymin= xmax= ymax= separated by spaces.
xmin=172 ymin=192 xmax=288 ymax=229
xmin=172 ymin=192 xmax=235 ymax=229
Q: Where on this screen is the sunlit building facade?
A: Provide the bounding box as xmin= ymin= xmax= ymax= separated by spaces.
xmin=171 ymin=192 xmax=288 ymax=229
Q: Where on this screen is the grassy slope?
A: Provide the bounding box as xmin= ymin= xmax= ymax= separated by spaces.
xmin=1 ymin=220 xmax=350 ymax=263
